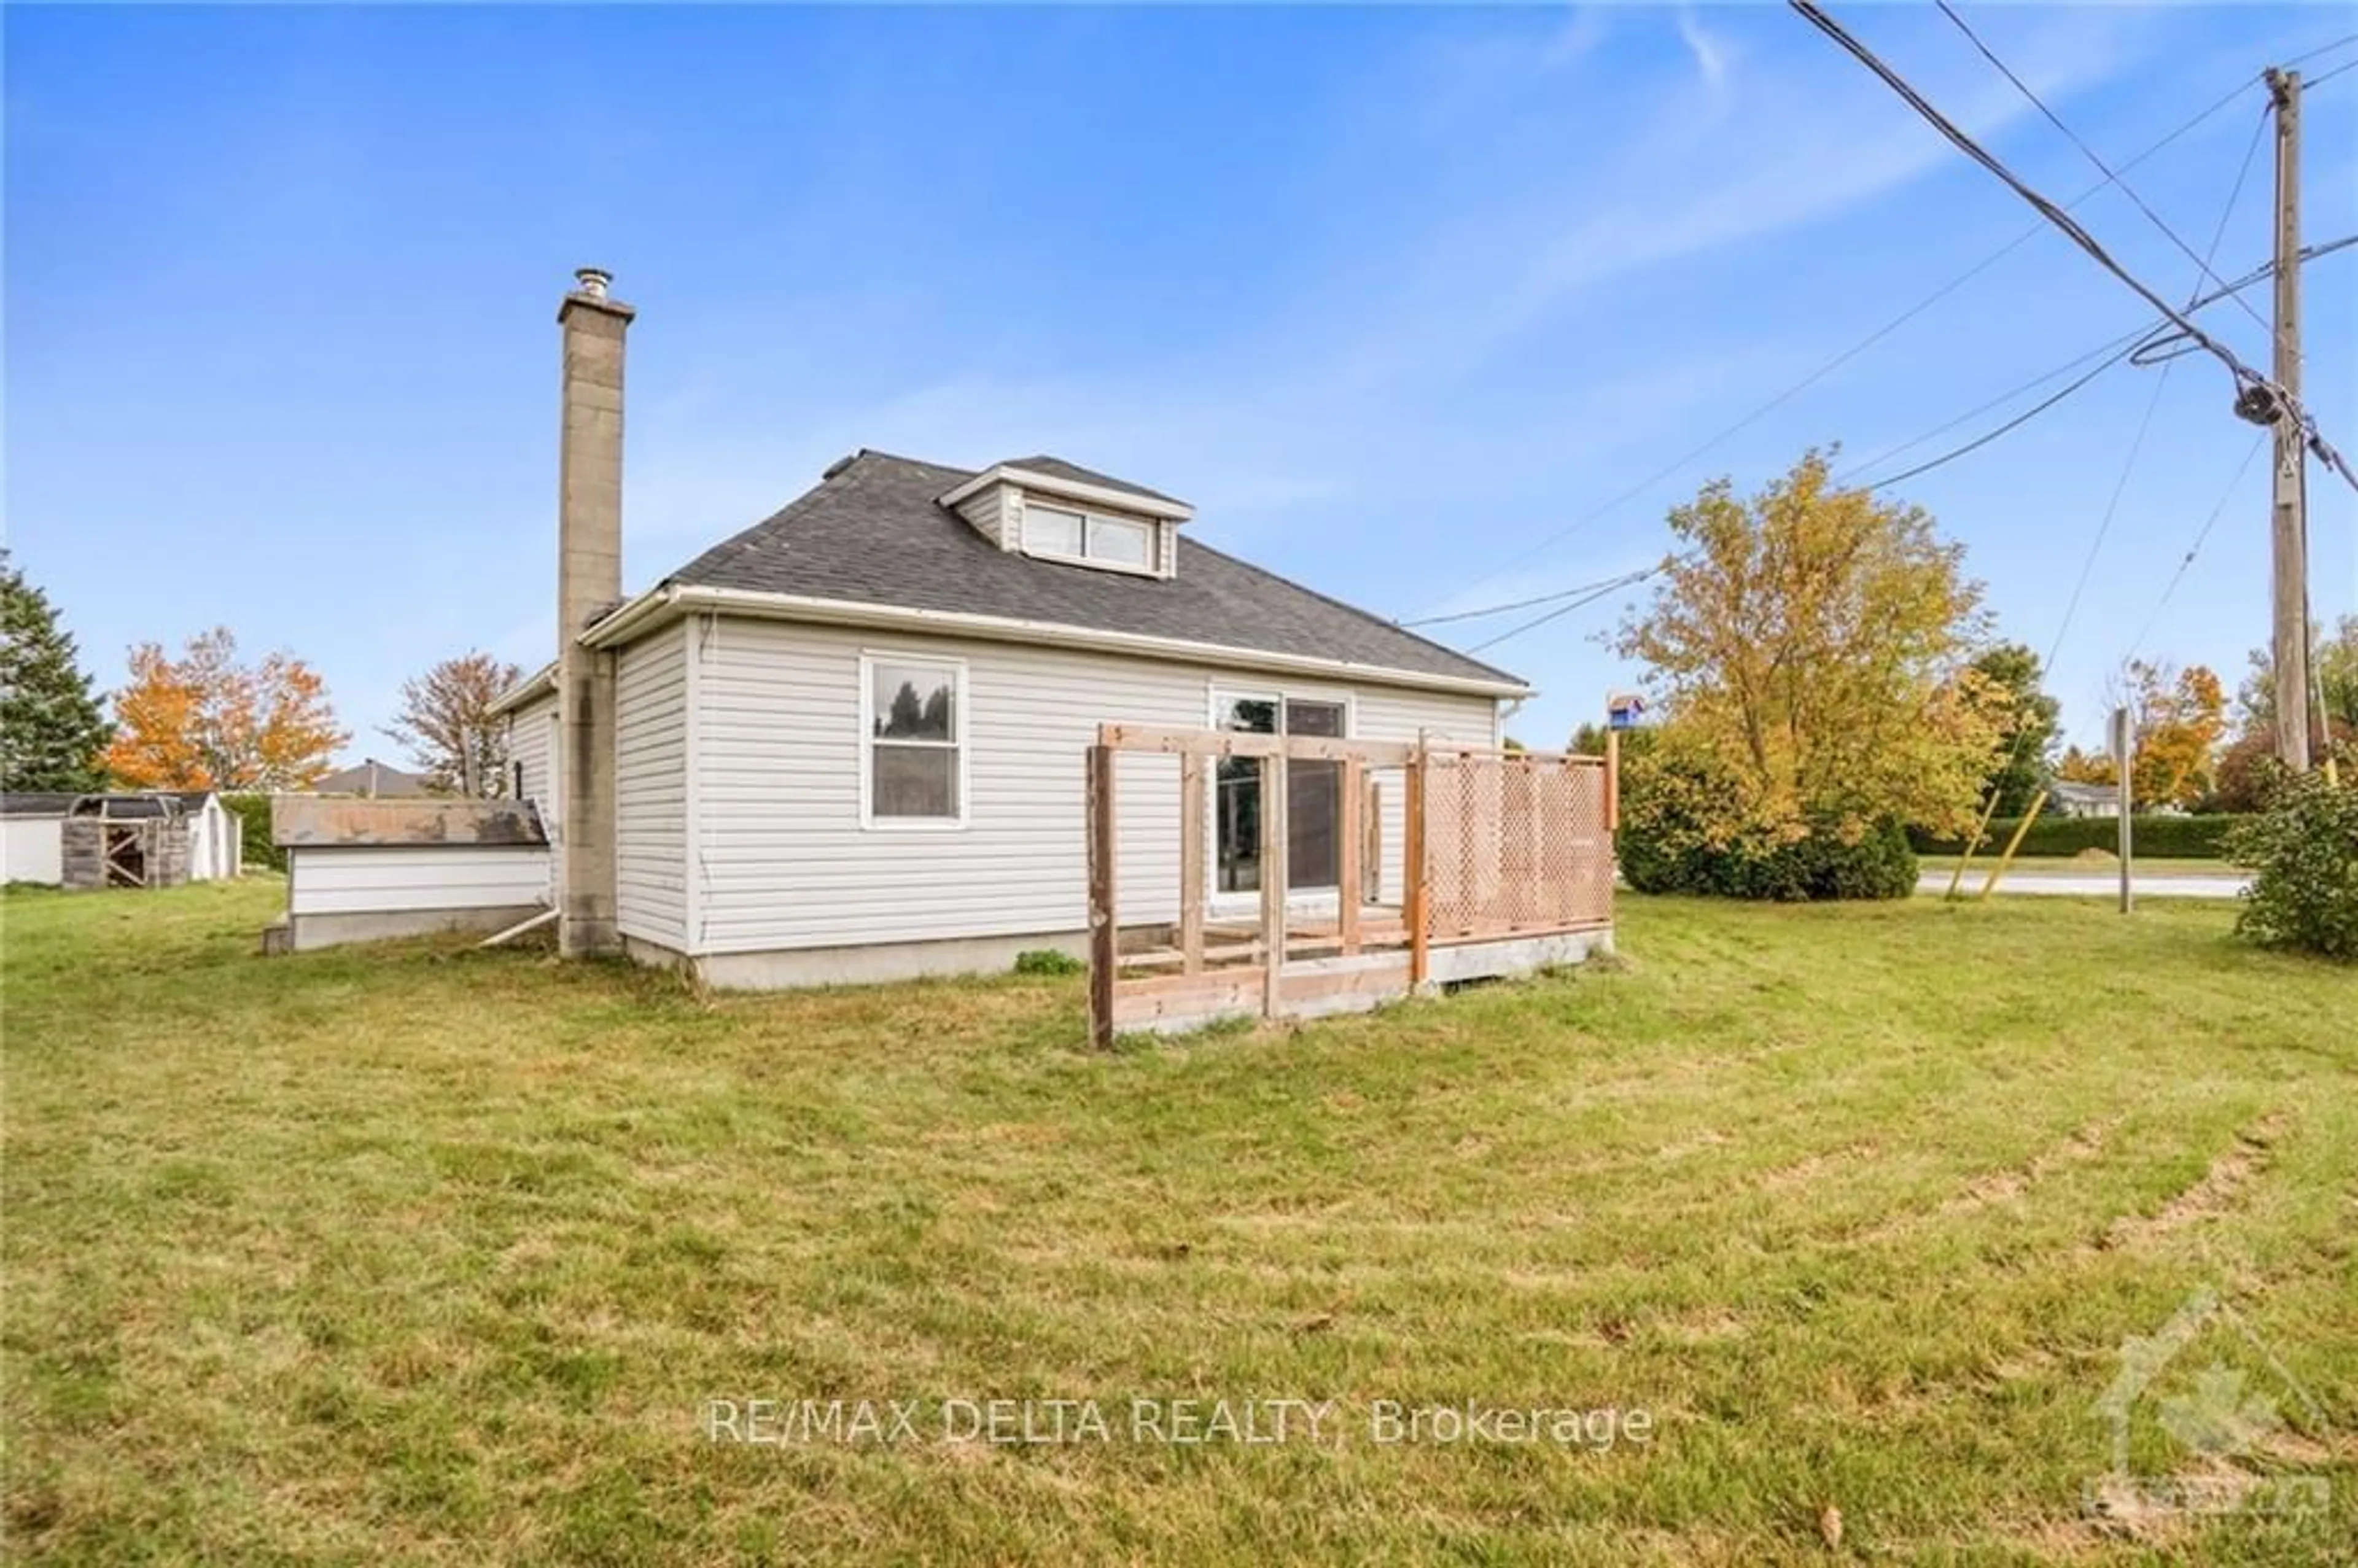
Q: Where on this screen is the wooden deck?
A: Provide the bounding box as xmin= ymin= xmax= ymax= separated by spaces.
xmin=1086 ymin=726 xmax=1617 ymax=1044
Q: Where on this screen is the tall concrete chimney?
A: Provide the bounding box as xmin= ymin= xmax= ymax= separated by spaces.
xmin=556 ymin=266 xmax=632 ymax=957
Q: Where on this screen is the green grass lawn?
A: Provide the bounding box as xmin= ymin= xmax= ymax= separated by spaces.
xmin=4 ymin=880 xmax=2353 ymax=1565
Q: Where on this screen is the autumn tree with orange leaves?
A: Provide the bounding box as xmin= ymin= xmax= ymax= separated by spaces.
xmin=103 ymin=627 xmax=347 ymax=790
xmin=2053 ymin=659 xmax=2226 ymax=810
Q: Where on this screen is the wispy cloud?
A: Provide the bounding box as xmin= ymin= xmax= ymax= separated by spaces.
xmin=1675 ymin=7 xmax=1731 ymax=95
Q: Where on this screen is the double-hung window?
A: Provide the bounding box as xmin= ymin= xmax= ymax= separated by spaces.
xmin=1024 ymin=503 xmax=1154 ymax=571
xmin=863 ymin=654 xmax=966 ymax=826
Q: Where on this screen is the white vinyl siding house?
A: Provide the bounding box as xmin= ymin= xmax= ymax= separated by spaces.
xmin=615 ymin=623 xmax=689 ymax=948
xmin=484 ymin=442 xmax=1529 ymax=988
xmin=506 ymin=690 xmax=560 ymax=901
xmin=679 ymin=618 xmax=1495 ymax=974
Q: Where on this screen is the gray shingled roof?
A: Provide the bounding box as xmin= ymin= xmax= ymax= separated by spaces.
xmin=0 ymin=792 xmax=80 ymax=818
xmin=663 ymin=451 xmax=1523 ymax=689
xmin=996 ymin=456 xmax=1187 ymax=508
xmin=2 ymin=791 xmax=216 ymax=818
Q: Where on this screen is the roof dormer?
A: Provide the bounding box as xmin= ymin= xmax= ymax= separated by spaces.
xmin=940 ymin=457 xmax=1193 ymax=581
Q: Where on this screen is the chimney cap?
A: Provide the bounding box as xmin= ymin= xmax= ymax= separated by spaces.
xmin=573 ymin=267 xmax=613 ymax=299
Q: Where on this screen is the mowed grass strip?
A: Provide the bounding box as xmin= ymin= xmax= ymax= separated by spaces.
xmin=2 ymin=880 xmax=2352 ymax=1564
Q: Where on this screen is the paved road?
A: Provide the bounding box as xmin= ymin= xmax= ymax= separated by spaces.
xmin=1916 ymin=871 xmax=2248 ymax=901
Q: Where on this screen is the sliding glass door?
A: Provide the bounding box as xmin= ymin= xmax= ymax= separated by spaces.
xmin=1213 ymin=693 xmax=1344 ymax=895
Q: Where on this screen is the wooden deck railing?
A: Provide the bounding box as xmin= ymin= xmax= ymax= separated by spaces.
xmin=1086 ymin=726 xmax=1616 ymax=1046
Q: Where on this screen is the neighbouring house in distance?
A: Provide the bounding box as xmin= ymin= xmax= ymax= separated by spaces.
xmin=312 ymin=758 xmax=434 ymax=799
xmin=486 ymin=270 xmax=1531 ymax=988
xmin=1 ymin=792 xmax=241 ymax=889
xmin=2049 ymin=781 xmax=2121 ymax=819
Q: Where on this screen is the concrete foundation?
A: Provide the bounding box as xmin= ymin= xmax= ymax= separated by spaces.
xmin=1425 ymin=926 xmax=1614 ymax=985
xmin=689 ymin=928 xmax=1091 ymax=990
xmin=286 ymin=904 xmax=551 ymax=952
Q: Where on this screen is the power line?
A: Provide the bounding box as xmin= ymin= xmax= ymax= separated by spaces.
xmin=1399 ymin=56 xmax=2270 ymax=621
xmin=2282 ymin=33 xmax=2358 ymax=69
xmin=2309 ymin=58 xmax=2358 ymax=92
xmin=1841 ymin=235 xmax=2353 ymax=492
xmin=1789 ymin=0 xmax=2358 ymax=494
xmin=1443 ymin=232 xmax=2348 ymax=655
xmin=1844 ymin=104 xmax=2279 ymax=494
xmin=1463 ymin=569 xmax=1660 ymax=655
xmin=1398 ymin=569 xmax=1659 ymax=628
xmin=1935 ymin=0 xmax=2268 ymax=332
xmin=1447 ymin=235 xmax=2356 ymax=654
xmin=1949 ymin=126 xmax=2272 ymax=809
xmin=2078 ymin=77 xmax=2270 ymax=680
xmin=2122 ymin=433 xmax=2268 ymax=666
xmin=2131 ymin=234 xmax=2356 ymax=368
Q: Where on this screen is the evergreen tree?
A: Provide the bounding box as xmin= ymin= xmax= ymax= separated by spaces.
xmin=1969 ymin=643 xmax=2060 ymax=817
xmin=0 ymin=551 xmax=111 ymax=791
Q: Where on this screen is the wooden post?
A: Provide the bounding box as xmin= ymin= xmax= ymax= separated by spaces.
xmin=1406 ymin=743 xmax=1429 ymax=988
xmin=1178 ymin=751 xmax=1206 ymax=974
xmin=1605 ymin=728 xmax=1620 ymax=833
xmin=1977 ymin=788 xmax=2049 ymax=901
xmin=1339 ymin=755 xmax=1364 ymax=955
xmin=2111 ymin=706 xmax=2134 ymax=916
xmin=1086 ymin=743 xmax=1117 ymax=1049
xmin=1261 ymin=751 xmax=1288 ymax=1020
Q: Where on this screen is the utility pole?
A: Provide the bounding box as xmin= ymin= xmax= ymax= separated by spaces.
xmin=2267 ymin=66 xmax=2309 ymax=770
xmin=2112 ymin=706 xmax=2133 ymax=916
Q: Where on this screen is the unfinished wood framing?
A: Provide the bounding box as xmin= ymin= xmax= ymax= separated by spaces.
xmin=1085 ymin=724 xmax=1616 ymax=1045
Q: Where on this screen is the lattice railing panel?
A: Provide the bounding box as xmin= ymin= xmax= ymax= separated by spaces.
xmin=1422 ymin=753 xmax=1612 ymax=941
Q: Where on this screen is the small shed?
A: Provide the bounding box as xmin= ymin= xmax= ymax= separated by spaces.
xmin=3 ymin=791 xmax=241 ymax=890
xmin=2 ymin=793 xmax=78 ymax=885
xmin=270 ymin=797 xmax=550 ymax=951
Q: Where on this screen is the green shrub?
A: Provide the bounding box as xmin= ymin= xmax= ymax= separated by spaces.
xmin=1622 ymin=817 xmax=1916 ymax=902
xmin=1614 ymin=737 xmax=1917 ymax=902
xmin=2224 ymin=765 xmax=2358 ymax=961
xmin=1013 ymin=949 xmax=1085 ymax=976
xmin=1909 ymin=812 xmax=2237 ymax=860
xmin=219 ymin=793 xmax=282 ymax=873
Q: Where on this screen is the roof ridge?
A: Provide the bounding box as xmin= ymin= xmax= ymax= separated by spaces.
xmin=1173 ymin=533 xmax=1523 ymax=686
xmin=640 ymin=448 xmax=1525 ymax=691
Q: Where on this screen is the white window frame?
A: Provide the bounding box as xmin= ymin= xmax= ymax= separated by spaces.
xmin=1022 ymin=502 xmax=1161 ymax=577
xmin=858 ymin=650 xmax=971 ymax=831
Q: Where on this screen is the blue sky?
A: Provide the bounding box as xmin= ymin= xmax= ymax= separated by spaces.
xmin=8 ymin=4 xmax=2354 ymax=763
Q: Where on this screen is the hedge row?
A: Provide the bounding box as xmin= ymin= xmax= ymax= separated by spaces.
xmin=1909 ymin=813 xmax=2236 ymax=860
xmin=1621 ymin=819 xmax=1919 ymax=902
xmin=219 ymin=793 xmax=283 ymax=873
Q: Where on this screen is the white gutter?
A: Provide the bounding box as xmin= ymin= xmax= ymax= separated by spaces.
xmin=577 ymin=581 xmax=1532 ymax=701
xmin=487 ymin=661 xmax=558 ymax=719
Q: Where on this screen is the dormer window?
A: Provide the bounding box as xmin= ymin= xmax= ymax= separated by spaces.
xmin=940 ymin=458 xmax=1193 ymax=580
xmin=1024 ymin=503 xmax=1154 ymax=571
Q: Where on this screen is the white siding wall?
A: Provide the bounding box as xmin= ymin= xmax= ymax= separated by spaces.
xmin=507 ymin=693 xmax=559 ymax=899
xmin=185 ymin=798 xmax=238 ymax=882
xmin=615 ymin=623 xmax=689 ymax=947
xmin=509 ymin=694 xmax=555 ymax=807
xmin=690 ymin=617 xmax=1497 ymax=955
xmin=287 ymin=845 xmax=551 ymax=914
xmin=2 ymin=818 xmax=64 ymax=886
xmin=952 ymin=483 xmax=1015 ymax=548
